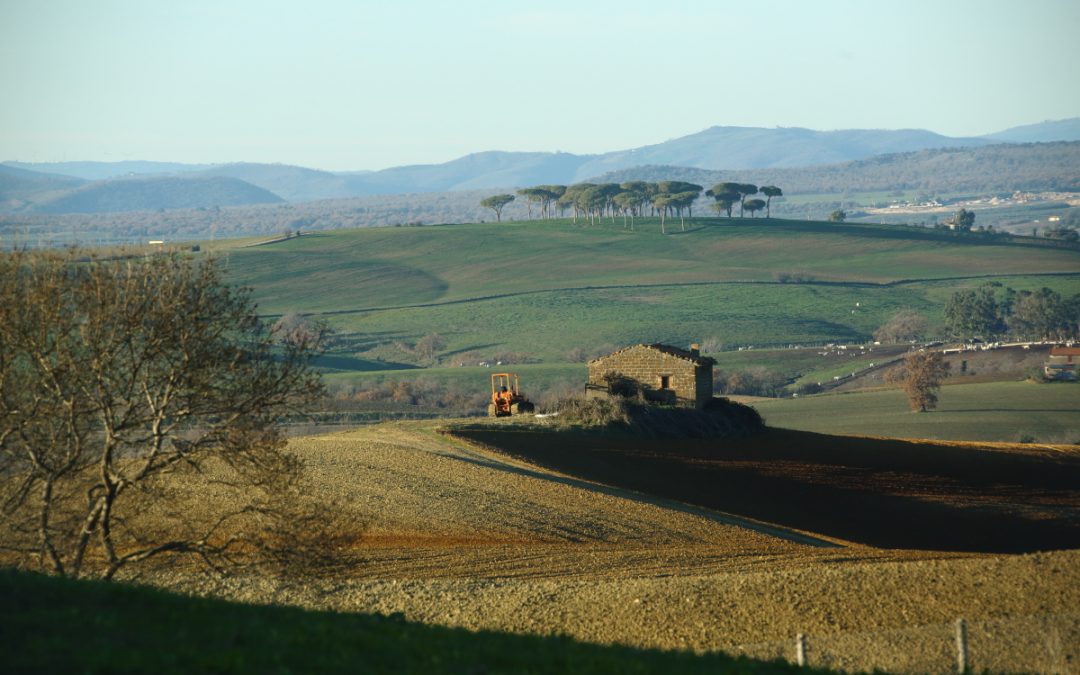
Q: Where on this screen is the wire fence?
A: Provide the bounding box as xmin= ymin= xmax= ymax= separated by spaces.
xmin=726 ymin=613 xmax=1078 ymax=673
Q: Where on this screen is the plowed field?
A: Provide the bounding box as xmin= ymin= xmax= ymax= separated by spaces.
xmin=147 ymin=421 xmax=1080 ymax=672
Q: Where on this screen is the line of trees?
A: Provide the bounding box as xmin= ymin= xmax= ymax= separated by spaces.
xmin=481 ymin=181 xmax=783 ymax=234
xmin=944 ymin=282 xmax=1080 ymax=341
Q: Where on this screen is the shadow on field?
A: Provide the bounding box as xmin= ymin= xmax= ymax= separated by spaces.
xmin=1 ymin=570 xmax=797 ymax=675
xmin=449 ymin=427 xmax=1080 ymax=553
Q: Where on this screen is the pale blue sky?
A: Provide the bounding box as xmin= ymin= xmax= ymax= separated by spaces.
xmin=1 ymin=0 xmax=1078 ymax=170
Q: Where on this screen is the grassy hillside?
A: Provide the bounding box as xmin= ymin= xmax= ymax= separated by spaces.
xmin=226 ymin=219 xmax=1079 ymax=309
xmin=0 ymin=569 xmax=802 ymax=675
xmin=219 ymin=218 xmax=1080 ymax=379
xmin=749 ymin=380 xmax=1080 ymax=443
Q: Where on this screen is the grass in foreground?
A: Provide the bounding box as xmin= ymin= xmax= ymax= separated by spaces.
xmin=0 ymin=569 xmax=811 ymax=675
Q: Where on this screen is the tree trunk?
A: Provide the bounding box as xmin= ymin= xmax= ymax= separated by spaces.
xmin=38 ymin=479 xmax=65 ymax=576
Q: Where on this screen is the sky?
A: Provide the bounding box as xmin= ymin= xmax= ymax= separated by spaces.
xmin=1 ymin=0 xmax=1078 ymax=171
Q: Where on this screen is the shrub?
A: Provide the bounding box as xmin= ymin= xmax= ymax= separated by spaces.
xmin=548 ymin=396 xmax=763 ymax=439
xmin=795 ymin=381 xmax=824 ymax=395
xmin=774 ymin=271 xmax=815 ymax=284
xmin=716 ymin=367 xmax=789 ymax=397
xmin=601 ymin=371 xmax=642 ymax=399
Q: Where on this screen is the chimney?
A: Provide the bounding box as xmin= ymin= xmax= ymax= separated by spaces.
xmin=689 ymin=343 xmax=700 ymax=358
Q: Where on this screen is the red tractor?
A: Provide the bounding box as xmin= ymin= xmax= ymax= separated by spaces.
xmin=488 ymin=373 xmax=535 ymax=417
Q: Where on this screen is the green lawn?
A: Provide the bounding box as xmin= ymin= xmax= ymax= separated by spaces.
xmin=0 ymin=569 xmax=809 ymax=675
xmin=749 ymin=380 xmax=1080 ymax=443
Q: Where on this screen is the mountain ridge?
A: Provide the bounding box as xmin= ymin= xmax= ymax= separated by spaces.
xmin=3 ymin=118 xmax=1077 ymax=213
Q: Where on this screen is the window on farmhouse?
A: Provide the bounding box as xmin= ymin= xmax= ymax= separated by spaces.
xmin=660 ymin=375 xmax=672 ymax=389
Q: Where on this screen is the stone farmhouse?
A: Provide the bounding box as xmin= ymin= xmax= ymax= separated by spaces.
xmin=586 ymin=343 xmax=715 ymax=409
xmin=1044 ymin=346 xmax=1080 ymax=380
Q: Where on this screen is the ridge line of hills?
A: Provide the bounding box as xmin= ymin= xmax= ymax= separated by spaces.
xmin=2 ymin=119 xmax=1078 ymax=215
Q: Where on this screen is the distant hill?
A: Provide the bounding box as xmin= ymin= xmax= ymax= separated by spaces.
xmin=5 ymin=119 xmax=1079 ymax=211
xmin=339 ymin=128 xmax=994 ymax=195
xmin=983 ymin=118 xmax=1080 ymax=143
xmin=347 ymin=151 xmax=596 ymax=194
xmin=0 ymin=164 xmax=86 ymax=210
xmin=5 ymin=141 xmax=1077 ymax=240
xmin=31 ymin=176 xmax=284 ymax=214
xmin=195 ymin=163 xmax=358 ymax=202
xmin=572 ymin=126 xmax=990 ymax=178
xmin=589 ymin=141 xmax=1080 ymax=194
xmin=3 ymin=160 xmax=212 ymax=181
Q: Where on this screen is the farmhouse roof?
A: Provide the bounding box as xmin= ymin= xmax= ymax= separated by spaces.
xmin=589 ymin=343 xmax=715 ymax=366
xmin=1049 ymin=346 xmax=1080 ymax=356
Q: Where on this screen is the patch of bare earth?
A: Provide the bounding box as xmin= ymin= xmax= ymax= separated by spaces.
xmin=145 ymin=421 xmax=1080 ymax=673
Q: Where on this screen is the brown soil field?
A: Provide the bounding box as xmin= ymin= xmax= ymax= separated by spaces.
xmin=137 ymin=421 xmax=1080 ymax=673
xmin=451 ymin=425 xmax=1080 ymax=553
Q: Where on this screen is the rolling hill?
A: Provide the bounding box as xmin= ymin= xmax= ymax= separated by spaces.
xmin=195 ymin=163 xmax=358 ymax=201
xmin=6 ymin=118 xmax=1078 ymax=210
xmin=983 ymin=117 xmax=1080 ymax=143
xmin=571 ymin=126 xmax=989 ymax=178
xmin=218 ymin=217 xmax=1080 ymax=381
xmin=0 ymin=164 xmax=85 ymax=211
xmin=2 ymin=160 xmax=212 ymax=180
xmin=591 ymin=141 xmax=1080 ymax=194
xmin=31 ymin=175 xmax=284 ymax=214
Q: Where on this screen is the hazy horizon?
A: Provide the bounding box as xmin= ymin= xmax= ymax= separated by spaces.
xmin=2 ymin=0 xmax=1078 ymax=171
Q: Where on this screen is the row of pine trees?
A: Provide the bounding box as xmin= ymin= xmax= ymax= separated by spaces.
xmin=481 ymin=182 xmax=783 ymax=233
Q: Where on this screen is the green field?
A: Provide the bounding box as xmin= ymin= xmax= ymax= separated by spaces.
xmin=748 ymin=380 xmax=1080 ymax=443
xmin=218 ymin=217 xmax=1079 ymax=389
xmin=0 ymin=569 xmax=804 ymax=675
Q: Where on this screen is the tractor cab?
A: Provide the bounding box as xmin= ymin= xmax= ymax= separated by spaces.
xmin=488 ymin=373 xmax=534 ymax=417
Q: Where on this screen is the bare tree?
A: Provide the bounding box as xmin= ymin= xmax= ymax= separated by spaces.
xmin=888 ymin=352 xmax=950 ymax=412
xmin=413 ymin=332 xmax=446 ymax=362
xmin=873 ymin=309 xmax=929 ymax=344
xmin=0 ymin=249 xmax=346 ymax=580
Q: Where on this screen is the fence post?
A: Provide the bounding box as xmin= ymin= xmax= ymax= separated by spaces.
xmin=796 ymin=633 xmax=807 ymax=667
xmin=955 ymin=618 xmax=969 ymax=674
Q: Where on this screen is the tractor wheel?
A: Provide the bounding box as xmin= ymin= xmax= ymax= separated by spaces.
xmin=487 ymin=403 xmax=498 ymax=417
xmin=511 ymin=401 xmax=535 ymax=415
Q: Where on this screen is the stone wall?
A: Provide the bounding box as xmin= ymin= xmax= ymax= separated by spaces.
xmin=588 ymin=345 xmax=712 ymax=409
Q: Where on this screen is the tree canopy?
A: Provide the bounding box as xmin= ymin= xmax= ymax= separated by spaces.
xmin=891 ymin=352 xmax=950 ymax=412
xmin=479 ymin=194 xmax=515 ymax=222
xmin=0 ymin=250 xmax=348 ymax=580
xmin=760 ymin=186 xmax=783 ymax=217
